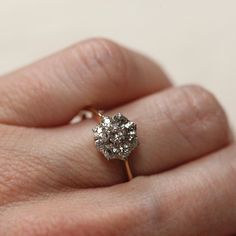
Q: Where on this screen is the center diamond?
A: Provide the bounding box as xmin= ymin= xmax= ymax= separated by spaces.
xmin=92 ymin=113 xmax=138 ymax=160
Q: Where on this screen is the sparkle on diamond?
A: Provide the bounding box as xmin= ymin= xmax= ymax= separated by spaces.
xmin=92 ymin=113 xmax=138 ymax=160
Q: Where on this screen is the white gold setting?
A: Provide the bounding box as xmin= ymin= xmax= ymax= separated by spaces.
xmin=92 ymin=113 xmax=138 ymax=161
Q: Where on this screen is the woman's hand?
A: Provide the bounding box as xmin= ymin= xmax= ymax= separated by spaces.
xmin=0 ymin=38 xmax=234 ymax=236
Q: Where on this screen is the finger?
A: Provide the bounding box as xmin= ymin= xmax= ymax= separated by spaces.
xmin=145 ymin=144 xmax=236 ymax=236
xmin=0 ymin=178 xmax=154 ymax=236
xmin=1 ymin=145 xmax=236 ymax=235
xmin=0 ymin=85 xmax=230 ymax=203
xmin=125 ymin=84 xmax=231 ymax=175
xmin=0 ymin=38 xmax=170 ymax=127
xmin=0 ymin=124 xmax=126 ymax=205
xmin=65 ymin=85 xmax=230 ymax=180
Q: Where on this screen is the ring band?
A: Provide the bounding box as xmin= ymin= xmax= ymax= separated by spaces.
xmin=87 ymin=107 xmax=138 ymax=181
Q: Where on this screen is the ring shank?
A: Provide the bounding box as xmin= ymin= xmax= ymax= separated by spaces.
xmin=124 ymin=160 xmax=133 ymax=181
xmin=86 ymin=106 xmax=104 ymax=122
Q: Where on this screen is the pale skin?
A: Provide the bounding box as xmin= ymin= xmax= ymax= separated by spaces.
xmin=0 ymin=38 xmax=235 ymax=236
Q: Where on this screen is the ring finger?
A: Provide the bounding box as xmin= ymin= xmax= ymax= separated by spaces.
xmin=0 ymin=85 xmax=230 ymax=204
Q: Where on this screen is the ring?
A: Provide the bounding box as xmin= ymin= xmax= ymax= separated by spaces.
xmin=87 ymin=107 xmax=138 ymax=181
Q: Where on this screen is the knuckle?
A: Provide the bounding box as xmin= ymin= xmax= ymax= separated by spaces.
xmin=159 ymin=84 xmax=230 ymax=149
xmin=182 ymin=84 xmax=221 ymax=110
xmin=181 ymin=84 xmax=228 ymax=127
xmin=180 ymin=84 xmax=230 ymax=145
xmin=75 ymin=38 xmax=129 ymax=88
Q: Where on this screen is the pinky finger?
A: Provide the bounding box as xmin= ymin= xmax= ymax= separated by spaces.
xmin=1 ymin=146 xmax=236 ymax=236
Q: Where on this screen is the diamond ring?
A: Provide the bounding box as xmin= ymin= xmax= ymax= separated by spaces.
xmin=87 ymin=107 xmax=138 ymax=181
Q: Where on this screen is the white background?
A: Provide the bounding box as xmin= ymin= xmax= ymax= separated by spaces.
xmin=0 ymin=0 xmax=235 ymax=129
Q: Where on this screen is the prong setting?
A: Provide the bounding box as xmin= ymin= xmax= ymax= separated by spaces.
xmin=93 ymin=113 xmax=138 ymax=160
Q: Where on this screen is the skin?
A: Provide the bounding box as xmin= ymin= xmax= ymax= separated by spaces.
xmin=0 ymin=38 xmax=235 ymax=236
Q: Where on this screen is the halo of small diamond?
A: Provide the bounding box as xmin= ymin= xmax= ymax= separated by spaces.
xmin=92 ymin=113 xmax=138 ymax=160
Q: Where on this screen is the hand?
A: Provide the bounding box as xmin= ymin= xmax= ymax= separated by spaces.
xmin=0 ymin=38 xmax=234 ymax=236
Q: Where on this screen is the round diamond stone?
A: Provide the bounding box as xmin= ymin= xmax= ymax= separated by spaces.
xmin=93 ymin=113 xmax=138 ymax=160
